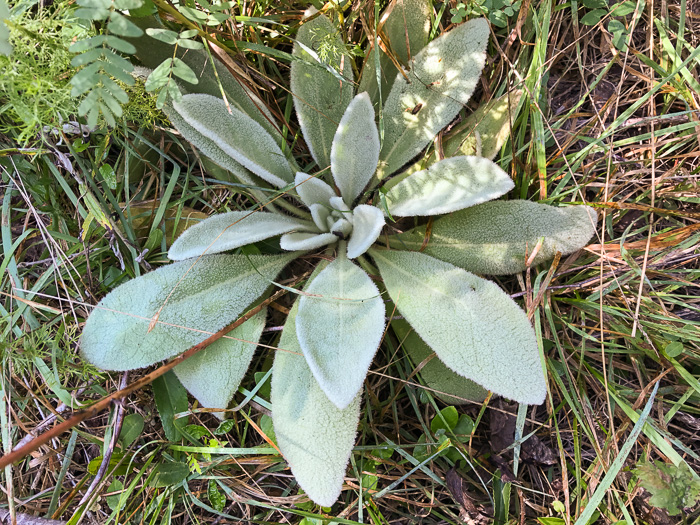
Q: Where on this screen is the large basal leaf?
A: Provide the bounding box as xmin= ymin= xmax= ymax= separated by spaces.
xmin=164 ymin=106 xmax=262 ymax=187
xmin=271 ymin=295 xmax=361 ymax=507
xmin=174 ymin=309 xmax=267 ymax=418
xmin=330 ymin=93 xmax=380 ymax=205
xmin=129 ymin=16 xmax=283 ymax=144
xmin=442 ymin=90 xmax=524 ymax=161
xmin=291 ymin=8 xmax=354 ymax=168
xmin=81 ymin=253 xmax=295 ymax=370
xmin=377 ymin=18 xmax=489 ymax=179
xmin=168 ymin=210 xmax=317 ymax=260
xmin=385 ymin=156 xmax=514 ymax=217
xmin=358 ymin=0 xmax=432 ymax=109
xmin=371 ymin=249 xmax=546 ymax=405
xmin=172 ymin=94 xmax=294 ymax=187
xmin=392 ymin=318 xmax=487 ymax=405
xmin=388 ymin=201 xmax=598 ymax=275
xmin=296 ymin=256 xmax=385 ymax=409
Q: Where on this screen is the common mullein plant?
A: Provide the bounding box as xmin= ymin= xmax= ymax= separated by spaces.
xmin=82 ymin=3 xmax=597 ymax=506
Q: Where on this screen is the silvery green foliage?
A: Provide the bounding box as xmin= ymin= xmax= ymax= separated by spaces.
xmin=171 ymin=94 xmax=294 ymax=187
xmin=359 ymin=0 xmax=432 ymax=108
xmin=168 ymin=211 xmax=317 ymax=260
xmin=81 ymin=253 xmax=294 ymax=370
xmin=164 ymin=107 xmax=261 ymax=187
xmin=330 ymin=93 xmax=380 ymax=205
xmin=290 ymin=7 xmax=354 ymax=168
xmin=173 ymin=310 xmax=266 ymax=418
xmin=377 ymin=18 xmax=489 ymax=179
xmin=385 ymin=156 xmax=514 ymax=216
xmin=392 ymin=319 xmax=488 ymax=405
xmin=296 ymin=254 xmax=385 ymax=409
xmin=388 ymin=201 xmax=598 ymax=275
xmin=272 ymin=297 xmax=361 ymax=507
xmin=81 ymin=13 xmax=598 ymax=508
xmin=442 ymin=90 xmax=524 ymax=161
xmin=371 ymin=249 xmax=546 ymax=404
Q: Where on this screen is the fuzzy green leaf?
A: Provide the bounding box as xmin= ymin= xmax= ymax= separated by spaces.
xmin=271 ymin=297 xmax=360 ymax=506
xmin=385 ymin=156 xmax=514 ymax=217
xmin=389 ymin=201 xmax=597 ymax=275
xmin=331 ymin=93 xmax=380 ymax=204
xmin=296 ymin=256 xmax=385 ymax=409
xmin=295 ymin=172 xmax=337 ymax=207
xmin=168 ymin=211 xmax=316 ymax=260
xmin=378 ymin=18 xmax=489 ymax=179
xmin=371 ymin=250 xmax=546 ymax=405
xmin=173 ymin=310 xmax=266 ymax=418
xmin=393 ymin=318 xmax=487 ymax=405
xmin=163 ymin=104 xmax=261 ymax=187
xmin=81 ymin=253 xmax=294 ymax=370
xmin=290 ymin=8 xmax=354 ymax=168
xmin=173 ymin=94 xmax=293 ymax=187
xmin=442 ymin=90 xmax=523 ymax=161
xmin=347 ymin=205 xmax=385 ymax=259
xmin=358 ymin=0 xmax=432 ymax=108
xmin=280 ymin=232 xmax=338 ymax=251
xmin=0 ymin=0 xmax=10 ymax=56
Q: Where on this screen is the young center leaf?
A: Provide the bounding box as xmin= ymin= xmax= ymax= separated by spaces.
xmin=172 ymin=94 xmax=294 ymax=187
xmin=81 ymin=253 xmax=295 ymax=371
xmin=371 ymin=249 xmax=547 ymax=405
xmin=347 ymin=205 xmax=385 ymax=259
xmin=388 ymin=201 xmax=598 ymax=275
xmin=330 ymin=92 xmax=380 ymax=205
xmin=296 ymin=255 xmax=385 ymax=409
xmin=295 ymin=172 xmax=338 ymax=207
xmin=291 ymin=8 xmax=354 ymax=168
xmin=173 ymin=309 xmax=267 ymax=417
xmin=168 ymin=210 xmax=317 ymax=260
xmin=385 ymin=156 xmax=514 ymax=216
xmin=377 ymin=18 xmax=489 ymax=179
xmin=271 ymin=298 xmax=361 ymax=507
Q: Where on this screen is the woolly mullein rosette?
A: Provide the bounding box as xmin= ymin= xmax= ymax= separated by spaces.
xmin=81 ymin=7 xmax=597 ymax=506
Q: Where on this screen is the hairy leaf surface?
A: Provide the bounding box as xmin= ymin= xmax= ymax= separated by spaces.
xmin=442 ymin=90 xmax=523 ymax=161
xmin=295 ymin=172 xmax=337 ymax=207
xmin=347 ymin=205 xmax=385 ymax=259
xmin=81 ymin=253 xmax=294 ymax=370
xmin=271 ymin=295 xmax=360 ymax=507
xmin=291 ymin=9 xmax=354 ymax=168
xmin=296 ymin=256 xmax=385 ymax=409
xmin=172 ymin=94 xmax=294 ymax=187
xmin=280 ymin=232 xmax=338 ymax=251
xmin=385 ymin=156 xmax=514 ymax=216
xmin=331 ymin=93 xmax=380 ymax=204
xmin=358 ymin=0 xmax=432 ymax=108
xmin=389 ymin=201 xmax=598 ymax=274
xmin=168 ymin=211 xmax=316 ymax=260
xmin=372 ymin=250 xmax=546 ymax=404
xmin=174 ymin=310 xmax=266 ymax=418
xmin=378 ymin=18 xmax=489 ymax=178
xmin=392 ymin=319 xmax=487 ymax=404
